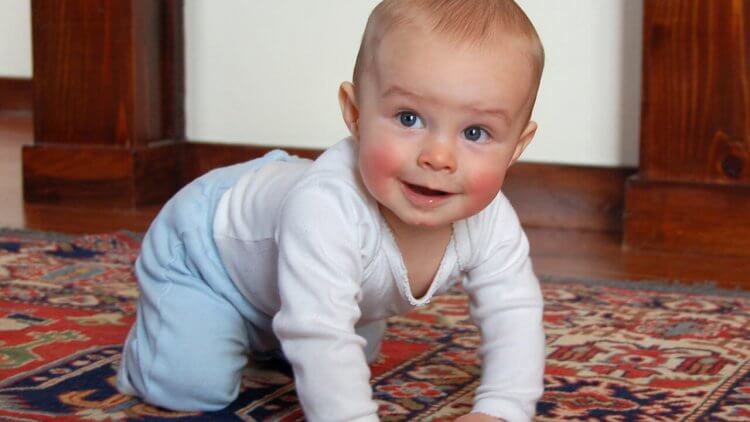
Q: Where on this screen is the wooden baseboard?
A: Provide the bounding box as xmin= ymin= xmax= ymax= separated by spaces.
xmin=181 ymin=142 xmax=321 ymax=183
xmin=504 ymin=163 xmax=635 ymax=232
xmin=0 ymin=77 xmax=32 ymax=112
xmin=624 ymin=176 xmax=750 ymax=257
xmin=182 ymin=142 xmax=635 ymax=232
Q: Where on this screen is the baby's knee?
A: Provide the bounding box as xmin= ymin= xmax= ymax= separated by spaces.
xmin=154 ymin=370 xmax=240 ymax=411
xmin=119 ymin=343 xmax=243 ymax=411
xmin=121 ymin=362 xmax=241 ymax=411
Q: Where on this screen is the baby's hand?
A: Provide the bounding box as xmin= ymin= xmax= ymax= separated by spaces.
xmin=454 ymin=413 xmax=506 ymax=422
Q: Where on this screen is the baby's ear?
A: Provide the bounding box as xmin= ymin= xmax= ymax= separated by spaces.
xmin=338 ymin=82 xmax=360 ymax=139
xmin=510 ymin=120 xmax=537 ymax=166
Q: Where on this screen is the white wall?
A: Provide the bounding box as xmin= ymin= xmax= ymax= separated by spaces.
xmin=518 ymin=0 xmax=643 ymax=166
xmin=186 ymin=1 xmax=380 ymax=149
xmin=186 ymin=0 xmax=643 ymax=167
xmin=0 ymin=0 xmax=32 ymax=78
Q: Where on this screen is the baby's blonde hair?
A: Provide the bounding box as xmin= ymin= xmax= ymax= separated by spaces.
xmin=353 ymin=0 xmax=544 ymax=100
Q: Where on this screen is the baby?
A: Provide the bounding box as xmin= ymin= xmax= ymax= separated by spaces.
xmin=117 ymin=1 xmax=546 ymax=421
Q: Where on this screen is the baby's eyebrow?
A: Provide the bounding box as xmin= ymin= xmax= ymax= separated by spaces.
xmin=382 ymin=85 xmax=511 ymax=125
xmin=382 ymin=85 xmax=421 ymax=100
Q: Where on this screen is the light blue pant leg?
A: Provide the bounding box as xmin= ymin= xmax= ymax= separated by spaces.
xmin=118 ymin=151 xmax=294 ymax=411
xmin=118 ymin=250 xmax=250 ymax=411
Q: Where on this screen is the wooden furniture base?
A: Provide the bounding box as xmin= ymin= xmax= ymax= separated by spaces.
xmin=624 ymin=1 xmax=750 ymax=258
xmin=25 ymin=0 xmax=185 ymax=208
xmin=624 ymin=176 xmax=750 ymax=257
xmin=23 ymin=142 xmax=182 ymax=207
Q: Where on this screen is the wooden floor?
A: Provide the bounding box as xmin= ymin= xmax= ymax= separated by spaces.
xmin=2 ymin=111 xmax=748 ymax=289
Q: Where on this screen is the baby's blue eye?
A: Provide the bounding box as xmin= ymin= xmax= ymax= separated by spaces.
xmin=464 ymin=126 xmax=488 ymax=142
xmin=398 ymin=112 xmax=424 ymax=128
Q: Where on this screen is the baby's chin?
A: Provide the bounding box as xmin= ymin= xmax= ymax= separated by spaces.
xmin=389 ymin=209 xmax=456 ymax=230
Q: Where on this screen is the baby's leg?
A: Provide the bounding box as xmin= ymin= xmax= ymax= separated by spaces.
xmin=117 ymin=173 xmax=256 ymax=410
xmin=356 ymin=319 xmax=387 ymax=363
xmin=118 ymin=154 xmax=295 ymax=411
xmin=118 ymin=229 xmax=249 ymax=411
xmin=118 ymin=283 xmax=248 ymax=411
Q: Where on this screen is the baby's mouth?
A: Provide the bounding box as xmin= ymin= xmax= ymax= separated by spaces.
xmin=404 ymin=182 xmax=449 ymax=197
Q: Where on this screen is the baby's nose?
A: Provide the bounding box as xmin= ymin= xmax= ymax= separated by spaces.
xmin=417 ymin=140 xmax=457 ymax=173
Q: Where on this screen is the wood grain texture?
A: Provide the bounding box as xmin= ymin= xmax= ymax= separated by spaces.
xmin=625 ymin=176 xmax=750 ymax=257
xmin=33 ymin=0 xmax=138 ymax=146
xmin=160 ymin=0 xmax=185 ymax=142
xmin=0 ymin=78 xmax=32 ymax=112
xmin=31 ymin=0 xmax=183 ymax=147
xmin=503 ymin=163 xmax=635 ymax=232
xmin=625 ymin=0 xmax=750 ymax=256
xmin=26 ymin=0 xmax=184 ymax=206
xmin=641 ymin=0 xmax=750 ymax=184
xmin=181 ymin=142 xmax=321 ymax=183
xmin=23 ymin=142 xmax=182 ymax=207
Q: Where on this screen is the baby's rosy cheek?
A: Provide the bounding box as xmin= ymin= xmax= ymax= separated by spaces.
xmin=466 ymin=169 xmax=505 ymax=202
xmin=367 ymin=146 xmax=401 ymax=176
xmin=361 ymin=145 xmax=400 ymax=191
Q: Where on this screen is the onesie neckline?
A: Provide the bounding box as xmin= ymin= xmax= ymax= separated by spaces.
xmin=377 ymin=214 xmax=460 ymax=307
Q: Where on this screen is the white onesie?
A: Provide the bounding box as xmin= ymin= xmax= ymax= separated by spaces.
xmin=212 ymin=137 xmax=545 ymax=422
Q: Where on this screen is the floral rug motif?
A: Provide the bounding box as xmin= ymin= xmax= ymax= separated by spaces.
xmin=0 ymin=229 xmax=749 ymax=421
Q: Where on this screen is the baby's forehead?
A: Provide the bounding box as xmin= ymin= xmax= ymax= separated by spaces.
xmin=375 ymin=23 xmax=535 ymax=66
xmin=369 ymin=26 xmax=536 ymax=78
xmin=359 ymin=26 xmax=538 ymax=120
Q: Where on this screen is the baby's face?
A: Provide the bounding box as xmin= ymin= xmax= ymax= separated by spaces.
xmin=350 ymin=26 xmax=538 ymax=229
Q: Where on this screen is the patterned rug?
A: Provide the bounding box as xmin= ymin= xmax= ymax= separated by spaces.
xmin=0 ymin=229 xmax=749 ymax=421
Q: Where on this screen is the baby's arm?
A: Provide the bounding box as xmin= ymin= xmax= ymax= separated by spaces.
xmin=462 ymin=205 xmax=545 ymax=422
xmin=272 ymin=182 xmax=379 ymax=422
